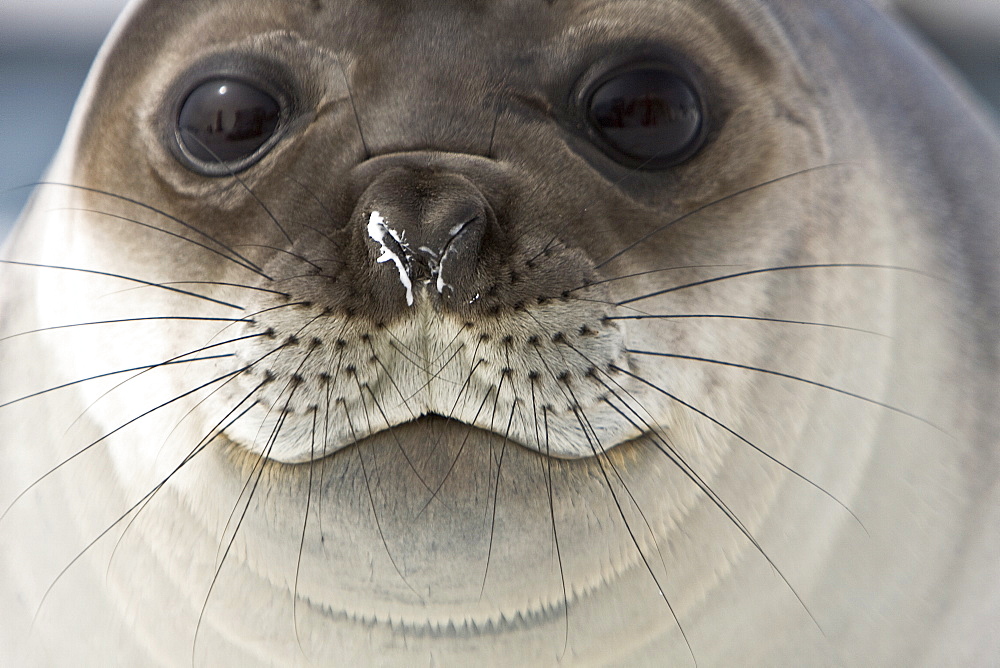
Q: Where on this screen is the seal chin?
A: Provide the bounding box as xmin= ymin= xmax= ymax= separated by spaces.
xmin=229 ymin=414 xmax=696 ymax=633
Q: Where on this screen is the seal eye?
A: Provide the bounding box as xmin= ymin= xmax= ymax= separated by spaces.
xmin=176 ymin=78 xmax=281 ymax=170
xmin=586 ymin=65 xmax=705 ymax=169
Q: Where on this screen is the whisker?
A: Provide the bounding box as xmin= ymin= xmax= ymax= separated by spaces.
xmin=210 ymin=302 xmax=313 ymax=341
xmin=617 ymin=263 xmax=924 ymax=307
xmin=30 ymin=181 xmax=269 ymax=277
xmin=107 ymin=281 xmax=289 ymax=298
xmin=61 ymin=207 xmax=267 ymax=277
xmin=415 ymin=383 xmax=492 ymax=517
xmin=595 ymin=164 xmax=854 ymax=270
xmin=179 ymin=129 xmax=293 ymax=244
xmin=521 ymin=336 xmax=692 ymax=654
xmin=612 ymin=365 xmax=865 ymax=529
xmin=563 ymin=383 xmax=676 ymax=584
xmin=567 ymin=264 xmax=737 ymax=293
xmin=538 ymin=331 xmax=757 ymax=540
xmin=487 ymin=101 xmax=501 ymax=159
xmin=66 ymin=332 xmax=270 ymax=434
xmin=400 ymin=341 xmax=467 ymax=403
xmin=316 ymin=371 xmax=337 ymax=552
xmin=284 ymin=175 xmax=342 ymax=241
xmin=35 ymin=390 xmax=264 ymax=630
xmin=583 ymin=363 xmax=760 ymax=545
xmin=607 ymin=313 xmax=886 ymax=337
xmin=479 ymin=392 xmax=517 ymax=598
xmin=360 ymin=384 xmax=436 ymax=496
xmin=0 ymin=316 xmax=246 ymax=344
xmin=333 ymin=54 xmax=371 ymax=159
xmin=481 ymin=369 xmax=509 ymax=527
xmin=197 ymin=362 xmax=309 ymax=663
xmin=423 ymin=336 xmax=486 ymax=433
xmin=233 ymin=244 xmax=322 ymax=271
xmin=526 ymin=236 xmax=562 ymax=265
xmin=597 ymin=392 xmax=753 ymax=540
xmin=212 ymin=323 xmax=330 ymax=558
xmin=342 ymin=386 xmax=421 ymax=598
xmin=567 ymin=402 xmax=697 ymax=666
xmin=383 ymin=325 xmax=435 ymax=367
xmin=537 ymin=401 xmax=569 ymax=658
xmin=0 ymin=260 xmax=245 ymax=310
xmin=363 ymin=338 xmax=418 ymax=420
xmin=550 ymin=335 xmax=825 ymax=625
xmin=423 ymin=325 xmax=470 ymax=369
xmin=0 ymin=354 xmax=232 ymax=412
xmin=107 ymin=381 xmax=268 ymax=575
xmin=0 ymin=361 xmax=262 ymax=525
xmin=628 ymin=349 xmax=944 ymax=433
xmin=598 ymin=392 xmax=823 ymax=637
xmin=293 ymin=408 xmax=320 ymax=658
xmin=273 ymin=272 xmax=338 ymax=284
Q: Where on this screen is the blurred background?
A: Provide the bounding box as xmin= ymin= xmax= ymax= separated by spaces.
xmin=2 ymin=0 xmax=998 ymax=239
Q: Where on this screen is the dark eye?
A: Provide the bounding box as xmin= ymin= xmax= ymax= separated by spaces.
xmin=176 ymin=78 xmax=281 ymax=171
xmin=586 ymin=65 xmax=706 ymax=169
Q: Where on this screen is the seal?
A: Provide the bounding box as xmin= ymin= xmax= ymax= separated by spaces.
xmin=2 ymin=0 xmax=998 ymax=664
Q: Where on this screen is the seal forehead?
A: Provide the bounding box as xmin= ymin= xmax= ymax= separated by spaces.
xmin=113 ymin=0 xmax=784 ymax=70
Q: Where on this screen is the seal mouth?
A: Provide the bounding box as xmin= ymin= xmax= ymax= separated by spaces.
xmin=216 ymin=286 xmax=640 ymax=463
xmin=214 ymin=363 xmax=650 ymax=464
xmin=366 ymin=414 xmax=535 ymax=455
xmin=297 ymin=411 xmax=631 ymax=466
xmin=338 ymin=412 xmax=559 ymax=459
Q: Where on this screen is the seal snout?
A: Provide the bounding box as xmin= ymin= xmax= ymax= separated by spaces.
xmin=356 ymin=166 xmax=492 ymax=308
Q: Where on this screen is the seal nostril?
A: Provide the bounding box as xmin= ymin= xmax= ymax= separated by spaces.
xmin=355 ymin=165 xmax=492 ymax=307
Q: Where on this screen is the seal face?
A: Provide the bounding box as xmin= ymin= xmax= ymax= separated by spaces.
xmin=2 ymin=0 xmax=999 ymax=665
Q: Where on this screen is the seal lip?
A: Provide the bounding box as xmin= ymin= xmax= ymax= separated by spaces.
xmin=569 ymin=45 xmax=711 ymax=171
xmin=163 ymin=52 xmax=299 ymax=176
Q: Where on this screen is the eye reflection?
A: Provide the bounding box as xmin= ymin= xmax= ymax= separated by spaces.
xmin=587 ymin=65 xmax=705 ymax=168
xmin=177 ymin=78 xmax=281 ymax=167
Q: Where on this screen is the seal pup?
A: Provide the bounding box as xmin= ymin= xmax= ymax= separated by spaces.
xmin=1 ymin=0 xmax=998 ymax=664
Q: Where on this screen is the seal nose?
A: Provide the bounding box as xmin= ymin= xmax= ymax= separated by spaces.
xmin=357 ymin=166 xmax=490 ymax=305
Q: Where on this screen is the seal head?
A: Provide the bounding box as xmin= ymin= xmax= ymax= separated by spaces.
xmin=1 ymin=0 xmax=998 ymax=665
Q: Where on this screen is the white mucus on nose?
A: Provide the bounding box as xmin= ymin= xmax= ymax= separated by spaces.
xmin=367 ymin=211 xmax=414 ymax=306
